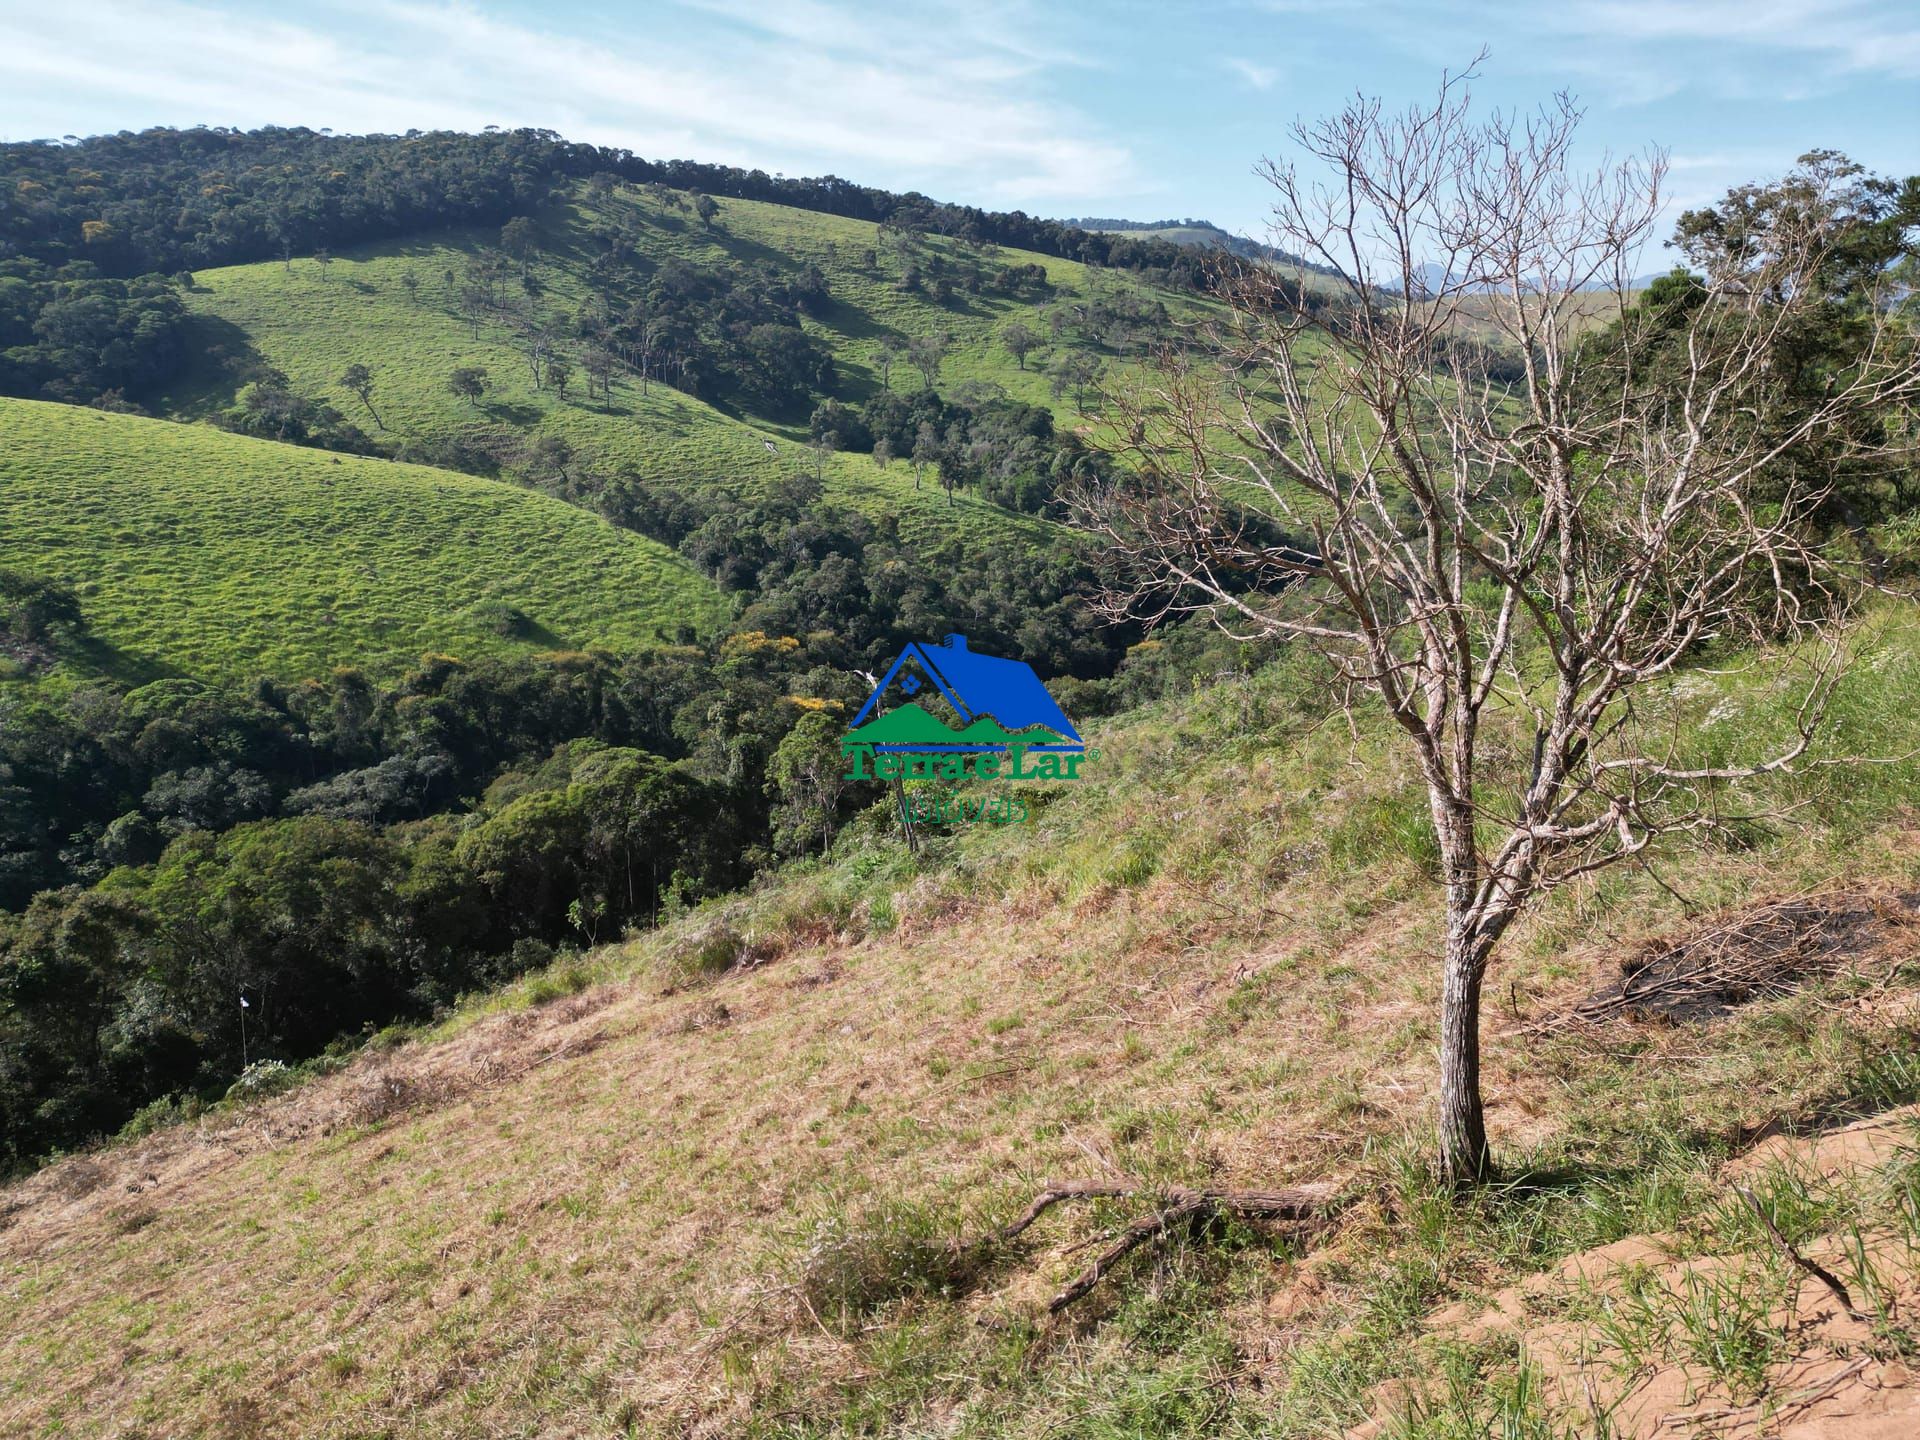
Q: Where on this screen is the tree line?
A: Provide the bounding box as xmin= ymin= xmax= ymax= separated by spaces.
xmin=0 ymin=125 xmax=1233 ymax=287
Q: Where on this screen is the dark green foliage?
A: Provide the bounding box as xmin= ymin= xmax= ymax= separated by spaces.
xmin=0 ymin=570 xmax=83 ymax=645
xmin=0 ymin=261 xmax=189 ymax=405
xmin=1589 ymin=151 xmax=1920 ymax=527
xmin=579 ymin=253 xmax=836 ymax=416
xmin=598 ymin=473 xmax=1129 ymax=678
xmin=0 ymin=126 xmax=1231 ymax=289
xmin=845 ymin=386 xmax=1106 ymax=516
xmin=0 ymin=651 xmax=767 ymax=1168
xmin=219 ymin=364 xmax=379 ymax=452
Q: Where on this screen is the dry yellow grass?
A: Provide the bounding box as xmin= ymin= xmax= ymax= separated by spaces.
xmin=7 ymin=639 xmax=1920 ymax=1437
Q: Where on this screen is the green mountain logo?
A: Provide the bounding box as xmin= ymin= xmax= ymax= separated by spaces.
xmin=843 ymin=703 xmax=1064 ymax=750
xmin=842 ymin=703 xmax=960 ymax=747
xmin=949 ymin=717 xmax=1065 ymax=747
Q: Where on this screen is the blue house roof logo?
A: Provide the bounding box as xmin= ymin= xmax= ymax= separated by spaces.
xmin=847 ymin=634 xmax=1084 ymax=754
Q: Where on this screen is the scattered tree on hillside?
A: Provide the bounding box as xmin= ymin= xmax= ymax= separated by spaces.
xmin=1001 ymin=320 xmax=1040 ymax=370
xmin=911 ymin=421 xmax=938 ymax=491
xmin=1074 ymin=70 xmax=1919 ymax=1188
xmin=546 ymin=357 xmax=572 ymax=400
xmin=524 ymin=433 xmax=574 ymax=486
xmin=583 ymin=346 xmax=616 ymax=407
xmin=693 ymin=193 xmax=719 ymax=229
xmin=338 ymin=363 xmax=381 ymax=428
xmin=500 ymin=216 xmax=539 ymax=280
xmin=1048 ymin=350 xmax=1103 ymax=410
xmin=400 ymin=269 xmax=420 ymax=303
xmin=872 ymin=435 xmax=893 ymax=469
xmin=907 ymin=332 xmax=948 ymax=389
xmin=0 ymin=570 xmax=83 ymax=645
xmin=510 ymin=307 xmax=560 ymax=389
xmin=448 ymin=366 xmax=489 ymax=408
xmin=313 ymin=246 xmax=332 ymax=278
xmin=458 ymin=284 xmax=490 ymax=339
xmin=874 ymin=334 xmax=902 ymax=391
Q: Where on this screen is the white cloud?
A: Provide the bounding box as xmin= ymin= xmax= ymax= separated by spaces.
xmin=0 ymin=0 xmax=1140 ymax=207
xmin=1251 ymin=0 xmax=1920 ymax=101
xmin=1226 ymin=58 xmax=1279 ymax=90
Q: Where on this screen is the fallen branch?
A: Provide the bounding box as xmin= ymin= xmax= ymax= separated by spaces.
xmin=1734 ymin=1185 xmax=1865 ymax=1322
xmin=994 ymin=1177 xmax=1336 ymax=1314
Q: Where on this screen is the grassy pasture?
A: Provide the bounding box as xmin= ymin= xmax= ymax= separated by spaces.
xmin=0 ymin=398 xmax=726 ymax=685
xmin=160 ymin=186 xmax=1185 ymax=555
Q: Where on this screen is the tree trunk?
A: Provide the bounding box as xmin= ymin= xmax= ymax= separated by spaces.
xmin=1437 ymin=921 xmax=1491 ymax=1187
xmin=1431 ymin=789 xmax=1493 ymax=1188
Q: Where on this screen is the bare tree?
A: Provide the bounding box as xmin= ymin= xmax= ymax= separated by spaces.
xmin=1072 ymin=70 xmax=1918 ymax=1185
xmin=583 ymin=346 xmax=616 ymax=408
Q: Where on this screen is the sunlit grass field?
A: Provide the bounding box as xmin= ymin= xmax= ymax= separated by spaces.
xmin=0 ymin=398 xmax=726 ymax=685
xmin=158 ymin=186 xmax=1180 ymax=555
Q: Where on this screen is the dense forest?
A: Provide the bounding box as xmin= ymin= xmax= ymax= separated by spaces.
xmin=2 ymin=453 xmax=1235 ymax=1167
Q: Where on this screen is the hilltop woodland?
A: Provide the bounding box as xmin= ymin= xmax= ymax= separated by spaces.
xmin=0 ymin=122 xmax=1916 ymax=1180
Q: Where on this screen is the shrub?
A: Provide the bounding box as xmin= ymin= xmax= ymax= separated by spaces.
xmin=656 ymin=916 xmax=747 ymax=985
xmin=117 ymin=1093 xmax=203 ymax=1141
xmin=224 ymin=1060 xmax=297 ymax=1104
xmin=797 ymin=1198 xmax=984 ymax=1333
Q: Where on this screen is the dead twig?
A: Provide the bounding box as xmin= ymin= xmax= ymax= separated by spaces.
xmin=1734 ymin=1184 xmax=1865 ymax=1322
xmin=992 ymin=1178 xmax=1337 ymax=1315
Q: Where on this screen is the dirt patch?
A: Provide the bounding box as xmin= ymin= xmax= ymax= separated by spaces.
xmin=1557 ymin=888 xmax=1920 ymax=1026
xmin=1367 ymin=1106 xmax=1920 ymax=1440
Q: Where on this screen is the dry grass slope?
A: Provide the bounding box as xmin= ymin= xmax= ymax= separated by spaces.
xmin=7 ymin=615 xmax=1920 ymax=1436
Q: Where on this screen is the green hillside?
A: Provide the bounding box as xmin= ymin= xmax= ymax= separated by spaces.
xmin=156 ymin=185 xmax=1182 ymax=550
xmin=0 ymin=398 xmax=725 ymax=685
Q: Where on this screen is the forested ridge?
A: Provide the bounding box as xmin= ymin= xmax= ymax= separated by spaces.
xmin=1 ymin=125 xmax=1230 ymax=281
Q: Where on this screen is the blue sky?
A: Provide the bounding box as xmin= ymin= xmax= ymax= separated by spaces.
xmin=1 ymin=0 xmax=1914 ymax=252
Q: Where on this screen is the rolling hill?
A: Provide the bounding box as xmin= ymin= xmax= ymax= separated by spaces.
xmin=154 ymin=184 xmax=1186 ymax=554
xmin=0 ymin=398 xmax=726 ymax=685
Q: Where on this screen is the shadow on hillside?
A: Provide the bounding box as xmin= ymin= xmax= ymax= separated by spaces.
xmin=152 ymin=315 xmax=267 ymax=417
xmin=517 ymin=618 xmax=569 ymax=650
xmin=482 ymin=400 xmax=543 ymax=428
xmin=65 ymin=632 xmax=181 ymax=688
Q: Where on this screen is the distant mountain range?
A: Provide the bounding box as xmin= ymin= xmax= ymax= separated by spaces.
xmin=1407 ymin=262 xmax=1675 ymax=296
